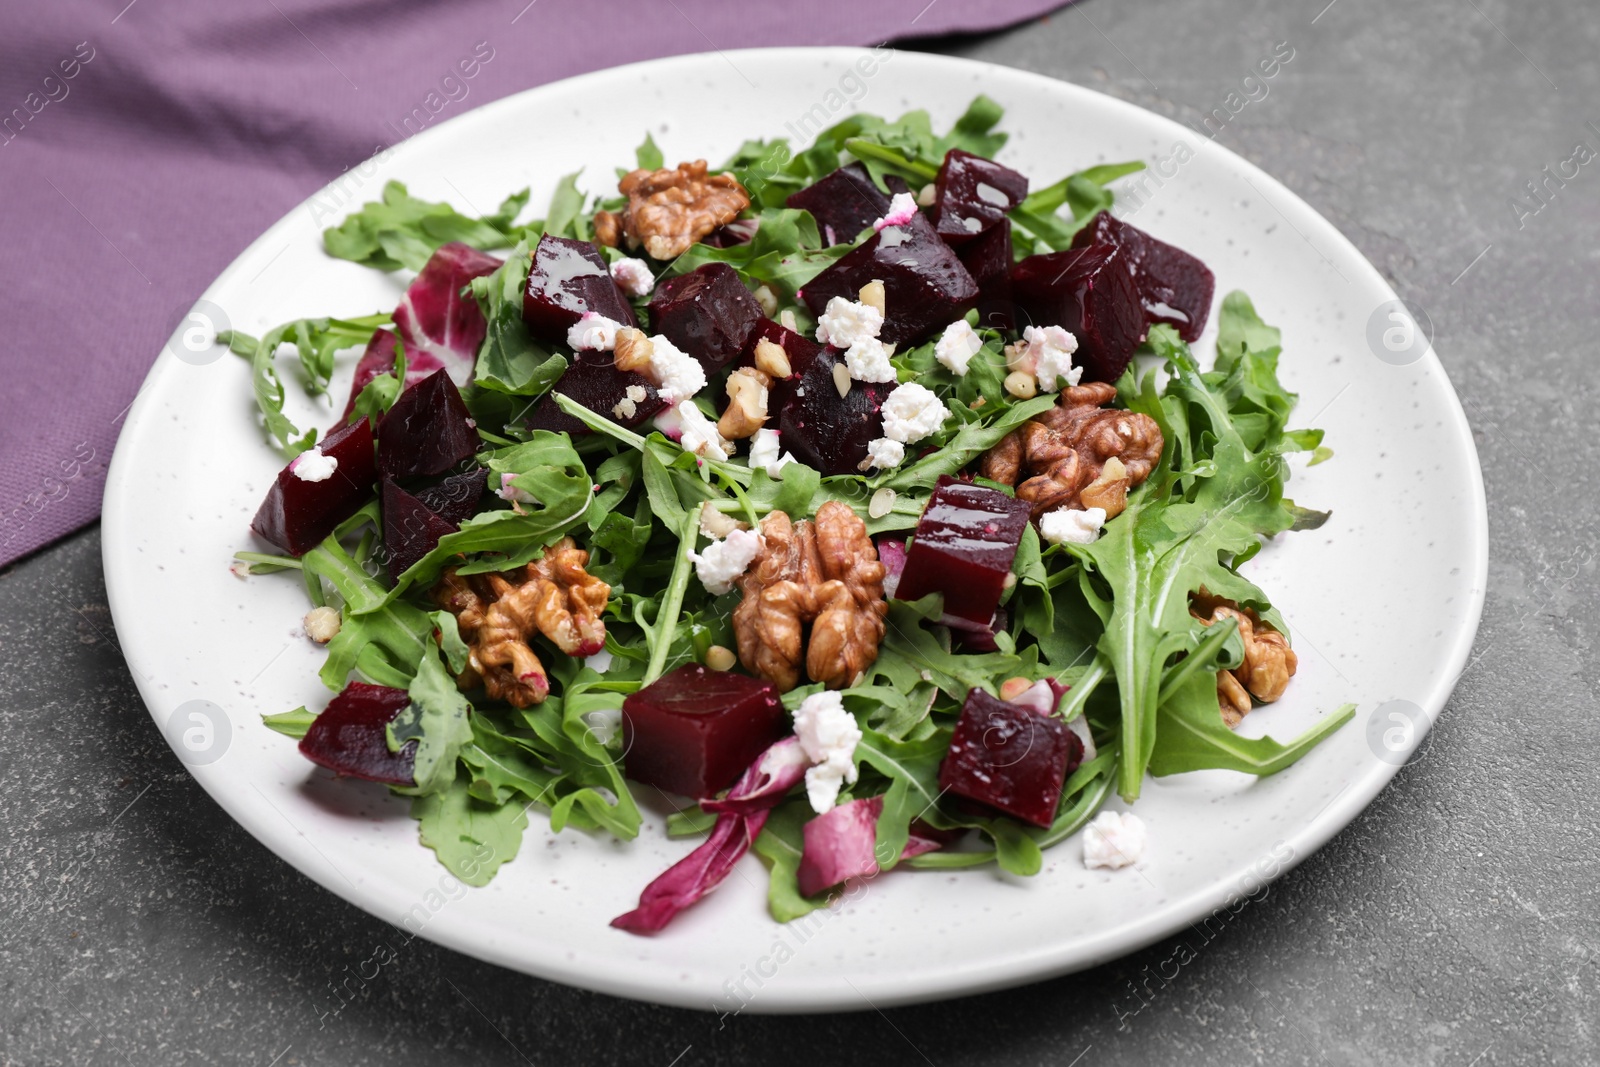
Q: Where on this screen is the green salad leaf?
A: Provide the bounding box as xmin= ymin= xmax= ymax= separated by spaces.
xmin=323 ymin=180 xmax=531 ymax=271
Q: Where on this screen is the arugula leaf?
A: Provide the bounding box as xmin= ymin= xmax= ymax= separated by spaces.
xmin=666 ymin=207 xmax=849 ymax=300
xmin=469 ymin=237 xmax=566 ymax=395
xmin=261 ymin=706 xmax=315 ymax=739
xmin=1009 ymin=161 xmax=1145 ymax=254
xmin=635 ymin=133 xmax=664 ymax=172
xmin=323 ymin=180 xmax=530 ymax=271
xmin=1148 ymin=671 xmax=1357 ymax=777
xmin=414 ymin=775 xmax=529 ymax=887
xmin=389 ymin=646 xmax=474 ymax=796
xmin=752 ymin=799 xmax=831 ymax=922
xmin=542 ymin=171 xmax=588 ymax=242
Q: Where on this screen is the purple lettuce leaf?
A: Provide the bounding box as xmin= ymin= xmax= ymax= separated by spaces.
xmin=392 ymin=241 xmax=502 ymax=388
xmin=796 ymin=796 xmax=947 ymax=897
xmin=610 ymin=809 xmax=771 ymax=935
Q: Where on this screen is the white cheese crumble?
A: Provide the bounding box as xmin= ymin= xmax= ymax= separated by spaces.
xmin=566 ymin=312 xmax=624 ymax=352
xmin=1084 ymin=810 xmax=1146 ymax=870
xmin=814 ymin=296 xmax=883 ymax=349
xmin=291 ymin=447 xmax=337 ymax=483
xmin=1022 ymin=324 xmax=1083 ymax=391
xmin=865 ymin=437 xmax=905 ymax=469
xmin=676 ymin=401 xmax=731 ymax=461
xmin=688 ymin=527 xmax=764 ymax=596
xmin=494 ymin=472 xmax=537 ymax=504
xmin=844 ymin=337 xmax=897 ymax=383
xmin=792 ymin=690 xmax=861 ymax=814
xmin=747 ymin=427 xmax=796 ymax=480
xmin=609 ymin=257 xmax=655 ymax=297
xmin=873 ymin=191 xmax=919 ymax=231
xmin=647 ymin=334 xmax=706 ymax=403
xmin=1039 ymin=506 xmax=1107 ymax=545
xmin=935 ymin=319 xmax=982 ymax=376
xmin=880 ymin=381 xmax=951 ymax=443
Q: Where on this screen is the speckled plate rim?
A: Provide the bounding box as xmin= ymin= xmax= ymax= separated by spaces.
xmin=103 ymin=47 xmax=1488 ymax=1012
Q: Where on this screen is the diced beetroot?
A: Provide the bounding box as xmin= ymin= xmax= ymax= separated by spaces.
xmin=932 ymin=149 xmax=1028 ymax=245
xmin=521 ymin=234 xmax=638 ymax=344
xmin=621 ymin=665 xmax=786 ymax=798
xmin=774 ymin=348 xmax=893 ymax=476
xmin=250 ymin=417 xmax=378 ymax=557
xmin=340 ymin=329 xmax=400 ymax=422
xmin=377 ymin=369 xmax=478 ymax=480
xmin=785 ymin=162 xmax=908 ymax=247
xmin=742 ymin=317 xmax=824 ymax=416
xmin=1011 ymin=243 xmax=1145 ymax=383
xmin=958 ymin=220 xmax=1016 ymax=333
xmin=393 ymin=242 xmax=502 ymax=387
xmin=414 ymin=466 xmax=485 ymax=526
xmin=649 ymin=264 xmax=763 ymax=375
xmin=894 ymin=476 xmax=1031 ymax=627
xmin=796 ymin=796 xmax=951 ymax=896
xmin=802 ymin=211 xmax=979 ymax=347
xmin=380 ymin=478 xmax=457 ymax=581
xmin=938 ymin=688 xmax=1083 ymax=828
xmin=523 ymin=350 xmax=666 ymax=435
xmin=298 ymin=682 xmax=417 ymax=787
xmin=1071 ymin=211 xmax=1215 ymax=342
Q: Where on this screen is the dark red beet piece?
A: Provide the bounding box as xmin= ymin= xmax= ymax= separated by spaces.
xmin=381 ymin=479 xmax=457 ymax=581
xmin=648 ymin=264 xmax=764 ymax=375
xmin=802 ymin=211 xmax=979 ymax=347
xmin=1071 ymin=211 xmax=1215 ymax=342
xmin=299 ymin=682 xmax=417 ymax=787
xmin=1011 ymin=243 xmax=1146 ymax=383
xmin=521 ymin=234 xmax=638 ymax=344
xmin=894 ymin=476 xmax=1031 ymax=628
xmin=775 ymin=348 xmax=893 ymax=476
xmin=377 ymin=368 xmax=478 ymax=480
xmin=523 ymin=350 xmax=666 ymax=436
xmin=742 ymin=317 xmax=824 ymax=416
xmin=958 ymin=220 xmax=1016 ymax=332
xmin=932 ymin=149 xmax=1029 ymax=245
xmin=341 ymin=329 xmax=400 ymax=422
xmin=621 ymin=665 xmax=786 ymax=799
xmin=785 ymin=162 xmax=908 ymax=247
xmin=250 ymin=417 xmax=378 ymax=557
xmin=414 ymin=466 xmax=485 ymax=526
xmin=938 ymin=688 xmax=1083 ymax=828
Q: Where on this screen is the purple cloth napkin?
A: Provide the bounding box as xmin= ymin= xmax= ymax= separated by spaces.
xmin=0 ymin=0 xmax=1064 ymax=567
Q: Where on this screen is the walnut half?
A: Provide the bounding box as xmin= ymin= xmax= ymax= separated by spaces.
xmin=594 ymin=160 xmax=751 ymax=261
xmin=1192 ymin=594 xmax=1298 ymax=727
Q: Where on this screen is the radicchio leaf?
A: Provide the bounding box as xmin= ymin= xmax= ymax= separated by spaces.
xmin=795 ymin=796 xmax=946 ymax=897
xmin=393 ymin=242 xmax=502 ymax=387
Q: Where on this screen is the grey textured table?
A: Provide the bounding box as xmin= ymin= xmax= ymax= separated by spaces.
xmin=5 ymin=0 xmax=1598 ymax=1063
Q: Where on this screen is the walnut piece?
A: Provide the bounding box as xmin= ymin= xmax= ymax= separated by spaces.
xmin=733 ymin=502 xmax=887 ymax=692
xmin=980 ymin=382 xmax=1163 ymax=521
xmin=593 ymin=160 xmax=751 ymax=261
xmin=431 ymin=537 xmax=610 ymax=708
xmin=717 ymin=367 xmax=771 ymax=440
xmin=1191 ymin=594 xmax=1299 ymax=727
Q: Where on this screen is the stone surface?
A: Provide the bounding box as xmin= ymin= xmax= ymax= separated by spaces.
xmin=4 ymin=2 xmax=1599 ymax=1063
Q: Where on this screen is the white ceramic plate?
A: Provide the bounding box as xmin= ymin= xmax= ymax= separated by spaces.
xmin=103 ymin=48 xmax=1487 ymax=1013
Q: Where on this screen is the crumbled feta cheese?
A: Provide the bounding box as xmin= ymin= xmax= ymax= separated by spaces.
xmin=880 ymin=382 xmax=951 ymax=444
xmin=566 ymin=312 xmax=624 ymax=352
xmin=1039 ymin=506 xmax=1106 ymax=545
xmin=652 ymin=405 xmax=684 ymax=441
xmin=793 ymin=691 xmax=861 ymax=814
xmin=1084 ymin=810 xmax=1146 ymax=869
xmin=609 ymin=257 xmax=654 ymax=297
xmin=647 ymin=334 xmax=706 ymax=403
xmin=865 ymin=437 xmax=905 ymax=469
xmin=873 ymin=191 xmax=920 ymax=231
xmin=747 ymin=427 xmax=796 ymax=480
xmin=494 ymin=472 xmax=537 ymax=504
xmin=814 ymin=296 xmax=883 ymax=349
xmin=302 ymin=605 xmax=341 ymax=643
xmin=291 ymin=447 xmax=337 ymax=483
xmin=612 ymin=397 xmax=637 ymax=420
xmin=844 ymin=337 xmax=896 ymax=383
xmin=935 ymin=319 xmax=982 ymax=376
xmin=676 ymin=401 xmax=731 ymax=461
xmin=689 ymin=527 xmax=764 ymax=596
xmin=1022 ymin=324 xmax=1083 ymax=391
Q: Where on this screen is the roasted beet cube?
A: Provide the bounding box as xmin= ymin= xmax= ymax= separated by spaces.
xmin=523 ymin=350 xmax=665 ymax=436
xmin=939 ymin=688 xmax=1083 ymax=828
xmin=414 ymin=466 xmax=486 ymax=526
xmin=299 ymin=682 xmax=417 ymax=786
xmin=958 ymin=220 xmax=1016 ymax=332
xmin=621 ymin=665 xmax=786 ymax=799
xmin=380 ymin=478 xmax=457 ymax=581
xmin=932 ymin=149 xmax=1028 ymax=244
xmin=894 ymin=477 xmax=1031 ymax=627
xmin=341 ymin=329 xmax=400 ymax=422
xmin=1072 ymin=211 xmax=1215 ymax=342
xmin=1011 ymin=243 xmax=1145 ymax=383
xmin=521 ymin=234 xmax=638 ymax=344
xmin=250 ymin=417 xmax=378 ymax=556
xmin=377 ymin=368 xmax=478 ymax=480
xmin=649 ymin=264 xmax=763 ymax=375
xmin=743 ymin=317 xmax=825 ymax=416
xmin=775 ymin=348 xmax=894 ymax=476
xmin=802 ymin=211 xmax=978 ymax=348
xmin=785 ymin=162 xmax=908 ymax=247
